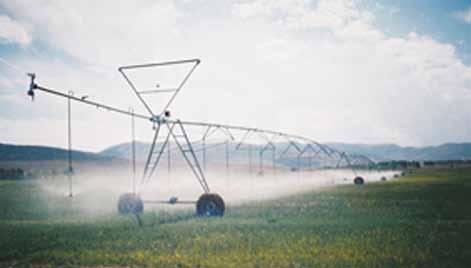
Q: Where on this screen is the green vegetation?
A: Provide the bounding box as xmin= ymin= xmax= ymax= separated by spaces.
xmin=1 ymin=168 xmax=470 ymax=267
xmin=0 ymin=168 xmax=27 ymax=180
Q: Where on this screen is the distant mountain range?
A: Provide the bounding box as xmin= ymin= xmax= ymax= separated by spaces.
xmin=0 ymin=143 xmax=110 ymax=161
xmin=100 ymin=141 xmax=151 ymax=162
xmin=326 ymin=143 xmax=471 ymax=161
xmin=101 ymin=141 xmax=471 ymax=162
xmin=1 ymin=142 xmax=471 ymax=162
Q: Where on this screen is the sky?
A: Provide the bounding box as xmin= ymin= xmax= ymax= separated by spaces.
xmin=0 ymin=0 xmax=470 ymax=151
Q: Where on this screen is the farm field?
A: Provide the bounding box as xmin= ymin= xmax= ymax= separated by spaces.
xmin=0 ymin=168 xmax=470 ymax=267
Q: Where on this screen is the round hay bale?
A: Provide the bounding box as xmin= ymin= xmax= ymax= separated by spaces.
xmin=118 ymin=193 xmax=143 ymax=215
xmin=196 ymin=193 xmax=225 ymax=217
xmin=354 ymin=176 xmax=364 ymax=185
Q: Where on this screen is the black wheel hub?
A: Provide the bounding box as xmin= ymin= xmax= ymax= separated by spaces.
xmin=196 ymin=193 xmax=225 ymax=217
xmin=354 ymin=176 xmax=365 ymax=185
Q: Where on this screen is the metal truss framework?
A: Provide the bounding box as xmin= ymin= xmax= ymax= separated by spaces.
xmin=26 ymin=59 xmax=375 ymax=198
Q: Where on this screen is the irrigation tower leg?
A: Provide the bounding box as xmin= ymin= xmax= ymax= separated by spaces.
xmin=130 ymin=108 xmax=136 ymax=194
xmin=225 ymin=140 xmax=229 ymax=175
xmin=141 ymin=124 xmax=161 ymax=183
xmin=297 ymin=155 xmax=301 ymax=183
xmin=297 ymin=155 xmax=301 ymax=171
xmin=248 ymin=144 xmax=253 ymax=174
xmin=272 ymin=148 xmax=276 ymax=175
xmin=259 ymin=150 xmax=264 ymax=175
xmin=167 ymin=139 xmax=171 ymax=174
xmin=67 ymin=91 xmax=73 ymax=198
xmin=202 ymin=138 xmax=207 ymax=171
xmin=167 ymin=139 xmax=172 ymax=193
xmin=168 ymin=121 xmax=210 ymax=193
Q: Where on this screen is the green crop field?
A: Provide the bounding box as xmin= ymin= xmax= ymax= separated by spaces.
xmin=1 ymin=168 xmax=470 ymax=267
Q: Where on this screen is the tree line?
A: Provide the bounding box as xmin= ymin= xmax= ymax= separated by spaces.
xmin=0 ymin=168 xmax=27 ymax=180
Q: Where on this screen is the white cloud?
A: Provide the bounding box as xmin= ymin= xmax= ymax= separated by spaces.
xmin=232 ymin=0 xmax=368 ymax=30
xmin=1 ymin=1 xmax=182 ymax=67
xmin=0 ymin=15 xmax=31 ymax=45
xmin=0 ymin=0 xmax=470 ymax=150
xmin=453 ymin=6 xmax=471 ymax=23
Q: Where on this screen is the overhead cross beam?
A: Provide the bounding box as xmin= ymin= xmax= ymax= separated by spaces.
xmin=118 ymin=59 xmax=201 ymax=118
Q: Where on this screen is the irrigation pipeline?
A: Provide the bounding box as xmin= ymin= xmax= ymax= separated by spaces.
xmin=34 ymin=84 xmax=150 ymax=120
xmin=30 ymin=83 xmax=373 ymax=166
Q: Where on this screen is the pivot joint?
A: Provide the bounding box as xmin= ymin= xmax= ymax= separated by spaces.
xmin=27 ymin=73 xmax=36 ymax=100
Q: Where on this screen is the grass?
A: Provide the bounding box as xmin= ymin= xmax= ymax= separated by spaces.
xmin=0 ymin=168 xmax=470 ymax=267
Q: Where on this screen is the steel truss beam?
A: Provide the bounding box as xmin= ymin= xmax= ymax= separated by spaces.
xmin=27 ymin=74 xmax=373 ymax=180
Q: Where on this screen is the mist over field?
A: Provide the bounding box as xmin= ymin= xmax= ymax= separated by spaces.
xmin=35 ymin=164 xmax=399 ymax=217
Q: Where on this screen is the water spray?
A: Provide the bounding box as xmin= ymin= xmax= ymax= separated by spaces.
xmin=25 ymin=58 xmax=376 ymax=219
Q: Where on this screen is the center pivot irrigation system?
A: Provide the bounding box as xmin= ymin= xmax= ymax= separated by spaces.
xmin=26 ymin=58 xmax=374 ymax=217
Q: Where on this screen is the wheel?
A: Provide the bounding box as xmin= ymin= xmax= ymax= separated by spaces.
xmin=354 ymin=176 xmax=364 ymax=185
xmin=169 ymin=196 xmax=178 ymax=204
xmin=196 ymin=193 xmax=225 ymax=217
xmin=381 ymin=176 xmax=387 ymax=181
xmin=118 ymin=193 xmax=143 ymax=215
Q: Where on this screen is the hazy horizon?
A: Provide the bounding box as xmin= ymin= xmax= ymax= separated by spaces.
xmin=2 ymin=139 xmax=471 ymax=155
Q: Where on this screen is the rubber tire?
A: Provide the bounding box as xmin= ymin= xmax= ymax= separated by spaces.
xmin=354 ymin=176 xmax=364 ymax=185
xmin=381 ymin=176 xmax=387 ymax=181
xmin=196 ymin=193 xmax=225 ymax=217
xmin=118 ymin=193 xmax=143 ymax=215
